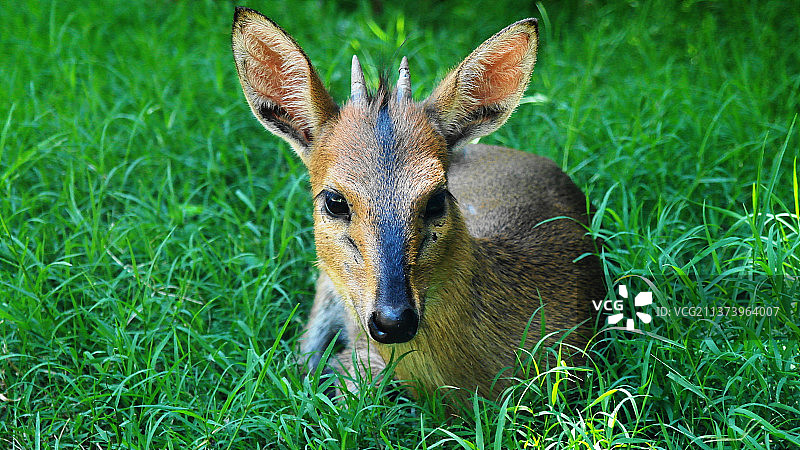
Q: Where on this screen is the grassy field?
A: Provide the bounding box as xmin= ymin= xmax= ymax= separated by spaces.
xmin=2 ymin=0 xmax=799 ymax=448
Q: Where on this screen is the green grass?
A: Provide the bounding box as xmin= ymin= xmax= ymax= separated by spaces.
xmin=1 ymin=0 xmax=799 ymax=448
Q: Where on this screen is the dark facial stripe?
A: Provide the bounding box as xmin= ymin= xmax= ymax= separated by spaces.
xmin=375 ymin=207 xmax=411 ymax=311
xmin=375 ymin=105 xmax=398 ymax=171
xmin=372 ymin=105 xmax=411 ymax=310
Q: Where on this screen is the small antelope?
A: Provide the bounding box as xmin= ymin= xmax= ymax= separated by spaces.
xmin=231 ymin=7 xmax=604 ymax=402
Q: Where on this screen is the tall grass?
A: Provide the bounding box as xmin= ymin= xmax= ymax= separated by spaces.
xmin=1 ymin=0 xmax=798 ymax=448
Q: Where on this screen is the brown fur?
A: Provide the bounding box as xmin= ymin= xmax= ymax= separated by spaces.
xmin=231 ymin=7 xmax=605 ymax=404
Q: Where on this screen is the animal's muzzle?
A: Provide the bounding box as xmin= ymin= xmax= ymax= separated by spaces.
xmin=368 ymin=307 xmax=419 ymax=344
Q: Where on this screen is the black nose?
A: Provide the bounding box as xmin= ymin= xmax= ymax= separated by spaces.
xmin=368 ymin=308 xmax=419 ymax=344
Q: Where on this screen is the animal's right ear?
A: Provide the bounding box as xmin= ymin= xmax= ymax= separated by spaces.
xmin=232 ymin=7 xmax=338 ymax=165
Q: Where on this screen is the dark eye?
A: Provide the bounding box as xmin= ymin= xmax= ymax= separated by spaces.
xmin=323 ymin=190 xmax=351 ymax=219
xmin=424 ymin=189 xmax=447 ymax=220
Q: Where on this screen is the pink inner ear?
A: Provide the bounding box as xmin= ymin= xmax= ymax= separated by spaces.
xmin=245 ymin=34 xmax=287 ymax=106
xmin=470 ymin=33 xmax=529 ymax=105
xmin=241 ymin=26 xmax=311 ymax=135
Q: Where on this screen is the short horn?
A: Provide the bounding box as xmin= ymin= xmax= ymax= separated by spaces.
xmin=397 ymin=56 xmax=411 ymax=101
xmin=351 ymin=55 xmax=367 ymax=103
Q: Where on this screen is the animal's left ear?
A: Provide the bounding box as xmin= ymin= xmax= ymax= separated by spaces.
xmin=232 ymin=7 xmax=338 ymax=165
xmin=423 ymin=19 xmax=538 ymax=149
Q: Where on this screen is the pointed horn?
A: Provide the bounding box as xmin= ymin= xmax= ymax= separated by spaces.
xmin=351 ymin=55 xmax=367 ymax=103
xmin=397 ymin=56 xmax=411 ymax=101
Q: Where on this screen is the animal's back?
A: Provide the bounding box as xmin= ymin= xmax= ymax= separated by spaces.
xmin=451 ymin=142 xmax=603 ymax=368
xmin=449 ymin=143 xmax=591 ymax=240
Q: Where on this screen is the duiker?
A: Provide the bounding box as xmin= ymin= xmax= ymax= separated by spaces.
xmin=231 ymin=7 xmax=604 ymax=402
